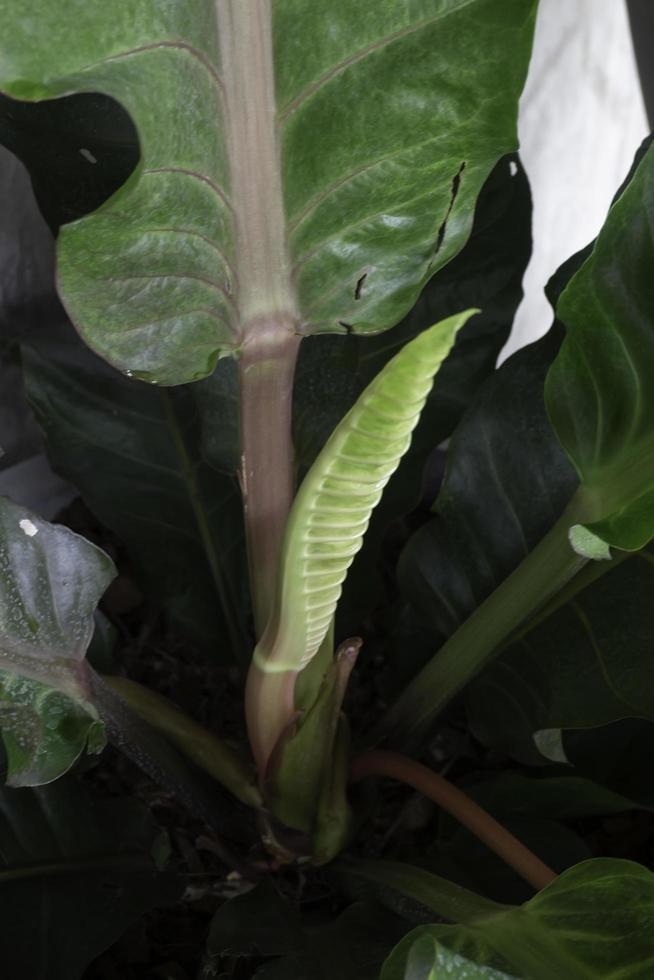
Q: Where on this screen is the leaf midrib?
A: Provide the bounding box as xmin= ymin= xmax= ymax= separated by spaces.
xmin=216 ymin=0 xmax=297 ymax=331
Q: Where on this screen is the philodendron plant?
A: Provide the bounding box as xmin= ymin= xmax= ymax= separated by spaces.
xmin=2 ymin=0 xmax=654 ymax=976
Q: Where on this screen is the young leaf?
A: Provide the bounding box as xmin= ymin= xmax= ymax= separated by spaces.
xmin=0 ymin=1 xmax=537 ymax=382
xmin=547 ymin=142 xmax=654 ymax=553
xmin=0 ymin=497 xmax=113 ymax=784
xmin=255 ymin=311 xmax=476 ymax=677
xmin=0 ymin=776 xmax=180 ymax=980
xmin=381 ymin=858 xmax=654 ymax=980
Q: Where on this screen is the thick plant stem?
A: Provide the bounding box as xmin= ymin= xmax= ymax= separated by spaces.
xmin=239 ymin=329 xmax=300 ymax=637
xmin=350 ymin=750 xmax=557 ymax=891
xmin=217 ymin=2 xmax=302 ymax=772
xmin=376 ymin=496 xmax=590 ymax=749
xmin=240 ymin=330 xmax=301 ymax=775
xmin=218 ymin=0 xmax=299 ymax=633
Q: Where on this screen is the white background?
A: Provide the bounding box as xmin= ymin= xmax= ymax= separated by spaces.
xmin=502 ymin=0 xmax=649 ymax=360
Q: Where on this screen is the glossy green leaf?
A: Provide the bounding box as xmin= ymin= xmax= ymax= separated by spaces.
xmin=546 ymin=142 xmax=654 ymax=553
xmin=0 ymin=497 xmax=113 ymax=784
xmin=255 ymin=311 xmax=475 ymax=675
xmin=381 ymin=859 xmax=654 ymax=980
xmin=0 ymin=0 xmax=537 ymax=382
xmin=22 ymin=328 xmax=249 ymax=663
xmin=0 ymin=776 xmax=180 ymax=979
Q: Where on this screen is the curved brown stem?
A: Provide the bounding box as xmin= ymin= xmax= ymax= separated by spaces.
xmin=350 ymin=750 xmax=557 ymax=892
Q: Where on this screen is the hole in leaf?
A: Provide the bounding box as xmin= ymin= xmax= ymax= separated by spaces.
xmin=354 ymin=272 xmax=367 ymax=300
xmin=433 ymin=160 xmax=466 ymax=258
xmin=0 ymin=90 xmax=140 ymax=231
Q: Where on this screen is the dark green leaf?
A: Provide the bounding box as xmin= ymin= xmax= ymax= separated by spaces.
xmin=22 ymin=329 xmax=250 ymax=664
xmin=445 ymin=772 xmax=642 ymax=823
xmin=547 ymin=143 xmax=654 ymax=552
xmin=206 ymin=880 xmax=304 ymax=959
xmin=398 ymin=327 xmax=576 ymax=651
xmin=0 ymin=497 xmax=113 ymax=784
xmin=466 ymin=549 xmax=654 ymax=762
xmin=0 ymin=776 xmax=180 ymax=979
xmin=0 ymin=1 xmax=537 ymax=382
xmin=563 ymin=718 xmax=654 ymax=808
xmin=205 ymin=892 xmax=407 ymax=980
xmin=435 ymin=818 xmax=591 ymax=907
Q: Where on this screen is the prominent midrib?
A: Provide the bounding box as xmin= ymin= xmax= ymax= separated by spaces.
xmin=217 ymin=0 xmax=297 ymax=331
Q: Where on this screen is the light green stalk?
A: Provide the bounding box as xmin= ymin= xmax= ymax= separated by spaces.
xmin=374 ymin=493 xmax=594 ymax=749
xmin=105 ymin=676 xmax=261 ymax=808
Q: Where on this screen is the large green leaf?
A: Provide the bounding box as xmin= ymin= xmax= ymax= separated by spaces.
xmin=546 ymin=142 xmax=654 ymax=553
xmin=22 ymin=327 xmax=249 ymax=664
xmin=0 ymin=776 xmax=180 ymax=979
xmin=381 ymin=858 xmax=654 ymax=979
xmin=0 ymin=0 xmax=537 ymax=382
xmin=0 ymin=497 xmax=113 ymax=785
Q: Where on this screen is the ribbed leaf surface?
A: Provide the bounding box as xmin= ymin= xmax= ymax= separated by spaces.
xmin=256 ymin=311 xmax=475 ymax=672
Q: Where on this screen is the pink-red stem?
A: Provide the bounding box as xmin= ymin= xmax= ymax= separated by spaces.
xmin=350 ymin=750 xmax=557 ymax=891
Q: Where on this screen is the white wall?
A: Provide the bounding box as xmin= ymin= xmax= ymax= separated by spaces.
xmin=502 ymin=0 xmax=649 ymax=359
